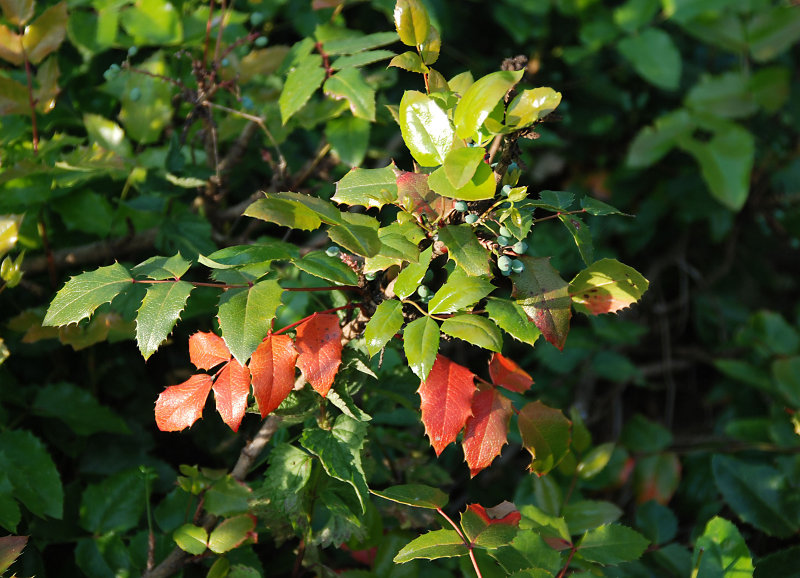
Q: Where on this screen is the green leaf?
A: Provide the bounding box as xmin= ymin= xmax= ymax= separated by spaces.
xmin=119 ymin=0 xmax=182 ymax=46
xmin=398 ymin=90 xmax=454 ymax=167
xmin=627 ymin=109 xmax=694 ymax=168
xmin=403 ymin=316 xmax=440 ymax=380
xmin=208 ymin=514 xmax=256 ymax=554
xmin=747 ymin=6 xmax=800 ymax=63
xmin=280 ymin=54 xmax=325 ymax=124
xmin=563 ymin=500 xmax=623 ymax=535
xmin=513 ymin=256 xmax=571 ymax=350
xmin=428 ymin=269 xmax=494 ymax=314
xmin=754 ymin=545 xmax=800 ymax=578
xmin=485 ymin=297 xmax=541 ymax=347
xmin=506 ymin=87 xmax=562 ymax=128
xmin=570 ymin=258 xmax=649 ymax=316
xmin=328 ymin=212 xmax=382 ymax=257
xmin=393 ymin=0 xmax=430 ymax=46
xmin=370 ymin=484 xmax=449 ymax=509
xmin=295 ymin=251 xmax=359 ymax=285
xmin=491 ymin=531 xmax=561 ymax=575
xmin=322 ymin=31 xmax=399 ymax=55
xmin=365 ymin=299 xmax=404 ymax=357
xmin=200 ymin=242 xmax=298 ymax=269
xmin=428 ymin=161 xmax=496 ymax=201
xmin=21 ymin=1 xmax=67 ymax=64
xmin=218 ymin=280 xmax=283 ymax=364
xmin=332 ymin=49 xmax=395 ymax=70
xmin=454 ymin=70 xmax=523 ymax=140
xmin=32 ymin=382 xmax=129 ymax=436
xmin=692 ymin=517 xmax=754 ymax=577
xmin=375 ymin=223 xmax=422 ymax=262
xmin=685 ymin=72 xmax=757 ymax=119
xmin=244 ymin=198 xmax=322 ymax=231
xmin=0 ymin=430 xmax=62 ymax=519
xmin=678 ymin=122 xmax=754 ymax=211
xmin=300 ymin=415 xmax=369 ymax=513
xmin=324 ymin=68 xmax=376 ymax=122
xmin=437 ymin=224 xmax=491 ymax=277
xmin=133 ymin=253 xmax=192 ymax=279
xmin=394 ymin=246 xmax=433 ymax=299
xmin=326 ymin=115 xmax=370 ymax=169
xmin=204 ymin=476 xmax=252 ymax=517
xmin=517 ymin=401 xmax=571 ymax=476
xmin=389 ymin=51 xmax=429 ymax=73
xmin=173 ymin=524 xmax=208 ymax=555
xmin=576 ymin=442 xmax=615 ymax=480
xmin=636 ymin=500 xmax=678 ymax=545
xmin=441 ymin=315 xmax=502 ymax=352
xmin=83 ymin=113 xmax=133 ymax=158
xmin=115 ymin=53 xmax=173 ymax=144
xmin=136 ymin=281 xmax=193 ymax=360
xmin=558 ymin=214 xmax=593 ymax=265
xmin=43 ymin=262 xmax=132 ymax=327
xmin=576 ymin=524 xmax=650 ymax=565
xmin=620 ymin=414 xmax=672 ymax=453
xmin=580 ymin=197 xmax=628 ymax=216
xmin=79 ymin=468 xmax=145 ymax=534
xmin=394 ymin=529 xmax=469 ymax=563
xmin=617 ymin=27 xmax=681 ymax=90
xmin=539 ymin=190 xmax=574 ymax=210
xmin=712 ymin=455 xmax=799 ymax=538
xmin=442 ymin=147 xmax=486 ymax=189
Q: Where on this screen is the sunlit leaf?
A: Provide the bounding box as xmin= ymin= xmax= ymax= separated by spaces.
xmin=454 ymin=70 xmax=523 ymax=140
xmin=512 ymin=256 xmax=571 ymax=350
xmin=570 ymin=259 xmax=649 ymax=315
xmin=440 ymin=314 xmax=502 ymax=352
xmin=173 ymin=524 xmax=208 ymax=555
xmin=399 ymin=90 xmax=454 ymax=167
xmin=155 ymin=374 xmax=214 ymax=432
xmin=333 ymin=163 xmax=398 ymax=209
xmin=364 ymin=299 xmax=404 ymax=357
xmin=280 ymin=54 xmax=325 ymax=124
xmin=428 ymin=161 xmax=495 ymax=201
xmin=403 ymin=315 xmax=440 ymax=381
xmin=461 ymin=503 xmax=520 ymax=548
xmin=437 ymin=224 xmax=491 ymax=277
xmin=390 ymin=50 xmax=428 ymax=73
xmin=249 ymin=335 xmax=298 ymax=417
xmin=207 ymin=514 xmax=256 ymax=554
xmin=43 ymin=262 xmax=132 ymax=327
xmin=218 ymin=280 xmax=283 ymax=365
xmin=506 ymin=87 xmax=562 ymax=128
xmin=488 ymin=353 xmax=533 ymax=393
xmin=212 ymin=359 xmax=251 ymax=432
xmin=396 ymin=170 xmax=454 ymax=222
xmin=370 ymin=484 xmax=448 ymax=509
xmin=394 ymin=529 xmax=468 ymax=562
xmin=393 ymin=0 xmax=430 ymax=46
xmin=692 ymin=517 xmax=754 ymax=577
xmin=394 ymin=246 xmax=433 ymax=300
xmin=295 ymin=313 xmax=343 ymax=397
xmin=463 ymin=388 xmax=513 ymax=476
xmin=136 ymin=281 xmax=193 ymax=360
xmin=324 ymin=68 xmax=376 ymax=121
xmin=428 ymin=269 xmax=493 ymax=314
xmin=485 ymin=297 xmax=541 ymax=347
xmin=21 ymin=2 xmax=67 ymax=65
xmin=188 ymin=331 xmax=230 ymax=370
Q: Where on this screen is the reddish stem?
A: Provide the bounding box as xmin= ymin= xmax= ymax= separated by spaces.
xmin=315 ymin=41 xmax=333 ymax=78
xmin=436 ymin=508 xmax=482 ymax=578
xmin=131 ymin=278 xmax=250 ymax=289
xmin=556 ymin=546 xmax=577 ymax=578
xmin=271 ymin=304 xmax=356 ymax=336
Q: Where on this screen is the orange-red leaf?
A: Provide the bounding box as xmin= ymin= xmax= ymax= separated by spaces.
xmin=488 ymin=353 xmax=533 ymax=393
xmin=295 ymin=313 xmax=342 ymax=397
xmin=465 ymin=503 xmax=521 ymax=526
xmin=418 ymin=354 xmax=476 ymax=456
xmin=462 ymin=388 xmax=513 ymax=476
xmin=249 ymin=334 xmax=298 ymax=417
xmin=155 ymin=373 xmax=214 ymax=432
xmin=212 ymin=359 xmax=251 ymax=432
xmin=189 ymin=331 xmax=231 ymax=370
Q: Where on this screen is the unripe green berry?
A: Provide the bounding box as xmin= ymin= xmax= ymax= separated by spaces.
xmin=499 ymin=226 xmax=511 ymax=237
xmin=127 ymin=46 xmax=138 ymax=57
xmin=500 ymin=269 xmax=512 ymax=277
xmin=497 ymin=255 xmax=512 ymax=271
xmin=512 ymin=241 xmax=528 ymax=254
xmin=465 ymin=214 xmax=479 ymax=225
xmin=250 ymin=12 xmax=265 ymax=26
xmin=501 ymin=184 xmax=512 ymax=196
xmin=129 ymin=87 xmax=141 ymax=102
xmin=497 ymin=235 xmax=510 ymax=246
xmin=365 ymin=272 xmax=376 ymax=281
xmin=454 ymin=200 xmax=468 ymax=212
xmin=417 ymin=285 xmax=431 ymax=298
xmin=511 ymin=259 xmax=525 ymax=274
xmin=325 ymin=246 xmax=340 ymax=257
xmin=254 ymin=36 xmax=268 ymax=47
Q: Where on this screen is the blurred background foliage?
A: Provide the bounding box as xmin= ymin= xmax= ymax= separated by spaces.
xmin=1 ymin=0 xmax=800 ymax=575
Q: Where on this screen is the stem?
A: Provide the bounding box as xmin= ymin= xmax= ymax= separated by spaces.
xmin=131 ymin=278 xmax=250 ymax=289
xmin=556 ymin=546 xmax=577 ymax=578
xmin=272 ymin=304 xmax=356 ymax=336
xmin=401 ymin=299 xmax=446 ymax=321
xmin=436 ymin=508 xmax=482 ymax=578
xmin=202 ymin=0 xmax=214 ymax=69
xmin=532 ymin=209 xmax=587 ymax=224
xmin=283 ymin=285 xmax=361 ymax=293
xmin=468 ymin=549 xmax=483 ymax=578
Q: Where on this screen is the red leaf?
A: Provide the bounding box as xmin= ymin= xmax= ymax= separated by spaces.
xmin=155 ymin=374 xmax=214 ymax=432
xmin=488 ymin=353 xmax=533 ymax=393
xmin=418 ymin=354 xmax=476 ymax=456
xmin=512 ymin=256 xmax=571 ymax=350
xmin=189 ymin=331 xmax=231 ymax=370
xmin=396 ymin=170 xmax=454 ymax=221
xmin=249 ymin=334 xmax=298 ymax=417
xmin=295 ymin=313 xmax=342 ymax=397
xmin=212 ymin=359 xmax=251 ymax=432
xmin=465 ymin=503 xmax=521 ymax=526
xmin=462 ymin=388 xmax=513 ymax=476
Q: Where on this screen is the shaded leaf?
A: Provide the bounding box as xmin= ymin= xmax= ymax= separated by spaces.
xmin=461 ymin=503 xmax=520 ymax=548
xmin=32 ymin=382 xmax=129 ymax=436
xmin=488 ymin=353 xmax=533 ymax=393
xmin=513 ymin=257 xmax=571 ymax=350
xmin=627 ymin=109 xmax=694 ymax=168
xmin=43 ymin=262 xmax=132 ymax=327
xmin=0 ymin=430 xmax=62 ymax=519
xmin=212 ymin=359 xmax=251 ymax=432
xmin=0 ymin=535 xmax=27 ymax=574
xmin=295 ymin=313 xmax=343 ymax=397
xmin=249 ymin=335 xmax=298 ymax=417
xmin=0 ymin=0 xmax=33 ymax=25
xmin=189 ymin=331 xmax=231 ymax=370
xmin=208 ymin=514 xmax=256 ymax=554
xmin=692 ymin=516 xmax=754 ymax=577
xmin=280 ymin=54 xmax=325 ymax=124
xmin=394 ymin=529 xmax=469 ymax=563
xmin=155 ymin=374 xmax=214 ymax=432
xmin=577 ymin=524 xmax=650 ymax=565
xmin=418 ymin=355 xmax=476 ymax=456
xmin=403 ymin=316 xmax=440 ymax=381
xmin=558 ymin=214 xmax=593 ymax=265
xmin=136 ymin=281 xmax=193 ymax=360
xmin=79 ymin=468 xmax=144 ymax=534
xmin=570 ymin=259 xmax=649 ymax=315
xmin=564 ymin=500 xmax=623 ymax=535
xmin=364 ymin=299 xmax=404 ymax=357
xmin=218 ymin=280 xmax=284 ymax=365
xmin=463 ymin=388 xmax=513 ymax=476
xmin=634 ymin=452 xmax=681 ymax=504
xmin=440 ymin=314 xmax=502 ymax=352
xmin=370 ymin=484 xmax=448 ymax=509
xmin=200 ymin=242 xmax=297 ymax=269
xmin=324 ymin=68 xmax=375 ymax=121
xmin=518 ymin=401 xmax=571 ymax=476
xmin=617 ymin=27 xmax=681 ymax=90
xmin=328 ymin=212 xmax=382 ymax=258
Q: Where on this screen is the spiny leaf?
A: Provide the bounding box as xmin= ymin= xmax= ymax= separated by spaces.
xmin=393 ymin=0 xmax=430 ymax=46
xmin=132 ymin=252 xmax=192 ymax=279
xmin=488 ymin=353 xmax=533 ymax=393
xmin=394 ymin=246 xmax=434 ymax=300
xmin=403 ymin=316 xmax=440 ymax=381
xmin=295 ymin=313 xmax=343 ymax=397
xmin=155 ymin=374 xmax=214 ymax=432
xmin=43 ymin=262 xmax=132 ymax=327
xmin=418 ymin=355 xmax=476 ymax=456
xmin=485 ymin=297 xmax=541 ymax=347
xmin=394 ymin=529 xmax=469 ymax=563
xmin=249 ymin=335 xmax=298 ymax=417
xmin=189 ymin=331 xmax=231 ymax=370
xmin=460 ymin=503 xmax=520 ymax=548
xmin=364 ymin=299 xmax=404 ymax=357
xmin=512 ymin=256 xmax=571 ymax=350
xmin=212 ymin=359 xmax=251 ymax=432
xmin=463 ymin=388 xmax=513 ymax=477
xmin=396 ymin=171 xmax=454 ymax=222
xmin=570 ymin=259 xmax=649 ymax=315
xmin=136 ymin=281 xmax=193 ymax=360
xmin=218 ymin=280 xmax=284 ymax=365
xmin=279 ymin=53 xmax=325 ymax=124
xmin=370 ymin=484 xmax=449 ymax=509
xmin=437 ymin=224 xmax=491 ymax=277
xmin=333 ymin=163 xmax=398 ymax=209
xmin=577 ymin=524 xmax=650 ymax=565
xmin=517 ymin=401 xmax=571 ymax=476
xmin=440 ymin=314 xmax=503 ymax=352
xmin=428 ymin=269 xmax=494 ymax=314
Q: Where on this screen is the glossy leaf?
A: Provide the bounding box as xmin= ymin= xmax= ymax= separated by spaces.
xmin=513 ymin=256 xmax=571 ymax=350
xmin=437 ymin=224 xmax=491 ymax=277
xmin=428 ymin=161 xmax=496 ymax=201
xmin=280 ymin=54 xmax=325 ymax=124
xmin=324 ymin=68 xmax=375 ymax=121
xmin=394 ymin=529 xmax=469 ymax=563
xmin=428 ymin=270 xmax=494 ymax=314
xmin=208 ymin=514 xmax=256 ymax=554
xmin=506 ymin=87 xmax=562 ymax=128
xmin=463 ymin=388 xmax=513 ymax=476
xmin=322 ymin=31 xmax=399 ymax=55
xmin=43 ymin=262 xmax=132 ymax=327
xmin=396 ymin=171 xmax=454 ymax=222
xmin=136 ymin=281 xmax=193 ymax=360
xmin=389 ymin=50 xmax=429 ymax=73
xmin=488 ymin=353 xmax=533 ymax=393
xmin=442 ymin=147 xmax=486 ymax=189
xmin=693 ymin=516 xmax=754 ymax=577
xmin=295 ymin=313 xmax=343 ymax=397
xmin=244 ymin=198 xmax=322 ymax=231
xmin=558 ymin=214 xmax=593 ymax=265
xmin=393 ymin=0 xmax=430 ymax=46
xmin=570 ymin=258 xmax=649 ymax=315
xmin=398 ymin=90 xmax=454 ymax=167
xmin=617 ymin=27 xmax=681 ymax=90
xmin=133 ymin=253 xmax=192 ymax=279
xmin=364 ymin=299 xmax=404 ymax=357
xmin=249 ymin=335 xmax=298 ymax=417
xmin=461 ymin=503 xmax=520 ymax=548
xmin=441 ymin=315 xmax=502 ymax=352
xmin=577 ymin=524 xmax=650 ymax=565
xmin=394 ymin=246 xmax=433 ymax=299
xmin=518 ymin=401 xmax=571 ymax=476
xmin=21 ymin=2 xmax=67 ymax=64
xmin=200 ymin=242 xmax=297 ymax=269
xmin=155 ymin=374 xmax=214 ymax=432
xmin=417 ymin=354 xmax=476 ymax=456
xmin=295 ymin=251 xmax=359 ymax=285
xmin=0 ymin=430 xmax=62 ymax=519
xmin=212 ymin=359 xmax=251 ymax=432
xmin=333 ymin=163 xmax=398 ymax=209
xmin=371 ymin=484 xmax=448 ymax=509
xmin=403 ymin=316 xmax=440 ymax=381
xmin=327 ymin=212 xmax=382 ymax=257
xmin=634 ymin=453 xmax=681 ymax=504
xmin=189 ymin=331 xmax=231 ymax=371
xmin=576 ymin=442 xmax=615 ymax=480
xmin=173 ymin=524 xmax=208 ymax=555
xmin=420 ymin=22 xmax=440 ymax=64
xmin=218 ymin=280 xmax=283 ymax=365
xmin=454 ymin=70 xmax=523 ymax=140
xmin=485 ymin=297 xmax=541 ymax=347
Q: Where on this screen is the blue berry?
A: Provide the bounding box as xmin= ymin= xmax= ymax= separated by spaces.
xmin=497 ymin=235 xmax=510 ymax=246
xmin=325 ymin=246 xmax=340 ymax=257
xmin=512 ymin=241 xmax=528 ymax=254
xmin=254 ymin=36 xmax=268 ymax=47
xmin=241 ymin=96 xmax=254 ymax=110
xmin=221 ymin=58 xmax=230 ymax=67
xmin=497 ymin=255 xmax=512 ymax=271
xmin=127 ymin=46 xmax=138 ymax=57
xmin=511 ymin=259 xmax=525 ymax=274
xmin=500 ymin=269 xmax=512 ymax=277
xmin=499 ymin=226 xmax=511 ymax=237
xmin=250 ymin=12 xmax=265 ymax=26
xmin=417 ymin=285 xmax=431 ymax=298
xmin=129 ymin=87 xmax=141 ymax=102
xmin=454 ymin=200 xmax=468 ymax=212
xmin=465 ymin=214 xmax=479 ymax=225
